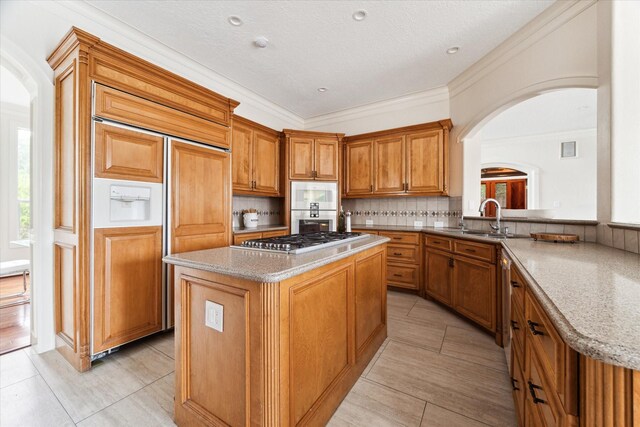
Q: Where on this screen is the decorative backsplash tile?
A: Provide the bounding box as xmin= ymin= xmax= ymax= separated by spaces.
xmin=232 ymin=196 xmax=283 ymax=227
xmin=342 ymin=196 xmax=463 ymax=227
xmin=597 ymin=224 xmax=640 ymax=254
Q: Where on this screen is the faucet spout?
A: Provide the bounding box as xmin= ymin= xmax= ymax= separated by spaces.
xmin=478 ymin=198 xmax=502 ymax=233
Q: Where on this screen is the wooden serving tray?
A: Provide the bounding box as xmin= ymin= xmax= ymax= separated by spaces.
xmin=530 ymin=233 xmax=579 ymax=243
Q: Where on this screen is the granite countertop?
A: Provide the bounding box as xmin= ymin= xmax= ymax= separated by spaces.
xmin=164 ymin=235 xmax=390 ymax=283
xmin=502 ymin=239 xmax=640 ymax=370
xmin=232 ymin=224 xmax=289 ymax=234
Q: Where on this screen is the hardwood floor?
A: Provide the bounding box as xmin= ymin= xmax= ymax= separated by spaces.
xmin=0 ymin=274 xmax=31 ymax=355
xmin=0 ymin=291 xmax=515 ymax=426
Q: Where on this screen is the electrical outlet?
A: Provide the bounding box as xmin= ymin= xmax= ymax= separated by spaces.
xmin=434 ymin=221 xmax=445 ymax=228
xmin=413 ymin=220 xmax=423 ymax=227
xmin=553 ymin=201 xmax=561 ymax=208
xmin=205 ymin=300 xmax=224 ymax=332
xmin=365 ymin=219 xmax=374 ymax=226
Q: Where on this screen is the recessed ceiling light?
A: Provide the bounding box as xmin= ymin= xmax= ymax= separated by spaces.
xmin=446 ymin=47 xmax=460 ymax=54
xmin=228 ymin=16 xmax=243 ymax=26
xmin=352 ymin=10 xmax=367 ymax=21
xmin=317 ymin=87 xmax=328 ymax=93
xmin=254 ymin=36 xmax=269 ymax=48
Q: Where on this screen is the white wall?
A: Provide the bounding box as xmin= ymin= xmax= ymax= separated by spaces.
xmin=475 ymin=129 xmax=597 ymax=220
xmin=448 ymin=1 xmax=599 ymax=197
xmin=610 ymin=1 xmax=640 ymax=224
xmin=0 ymin=102 xmax=30 ymax=262
xmin=304 ymin=87 xmax=450 ymax=136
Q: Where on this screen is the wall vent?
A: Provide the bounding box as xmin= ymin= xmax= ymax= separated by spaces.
xmin=561 ymin=141 xmax=577 ymax=158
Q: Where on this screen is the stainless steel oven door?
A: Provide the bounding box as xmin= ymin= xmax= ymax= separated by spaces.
xmin=290 ymin=181 xmax=338 ymax=211
xmin=291 ymin=210 xmax=337 ymax=234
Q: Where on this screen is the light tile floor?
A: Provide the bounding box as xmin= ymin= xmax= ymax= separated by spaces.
xmin=0 ymin=291 xmax=516 ymax=426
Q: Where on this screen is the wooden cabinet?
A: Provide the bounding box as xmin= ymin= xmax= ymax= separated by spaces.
xmin=343 ymin=120 xmax=452 ymax=197
xmin=170 ymin=141 xmax=231 ymax=253
xmin=94 ymin=122 xmax=164 ymax=183
xmin=232 ymin=229 xmax=288 ymax=245
xmin=379 ymin=231 xmax=422 ymax=292
xmin=48 ymin=28 xmax=238 ymax=371
xmin=284 ymin=130 xmax=343 ymax=181
xmin=344 ymin=140 xmax=373 ymax=195
xmin=232 ymin=115 xmax=281 ymax=196
xmin=93 ymin=226 xmax=163 ymax=353
xmin=424 ymin=234 xmax=499 ymax=337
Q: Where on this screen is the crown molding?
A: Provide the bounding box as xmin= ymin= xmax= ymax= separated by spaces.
xmin=44 ymin=0 xmax=304 ymax=129
xmin=448 ymin=0 xmax=597 ymax=99
xmin=304 ymin=86 xmax=449 ymax=130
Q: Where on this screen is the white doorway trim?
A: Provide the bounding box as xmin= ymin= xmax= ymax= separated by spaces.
xmin=1 ymin=36 xmax=55 ymax=354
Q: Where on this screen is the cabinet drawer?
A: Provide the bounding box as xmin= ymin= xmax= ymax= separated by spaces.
xmin=262 ymin=230 xmax=288 ymax=238
xmin=511 ymin=347 xmax=526 ymax=427
xmin=387 ymin=263 xmax=419 ymax=290
xmin=525 ymin=341 xmax=565 ymax=427
xmin=232 ymin=232 xmax=262 ymax=245
xmin=379 ymin=231 xmax=420 ymax=245
xmin=453 ymin=239 xmax=496 ymax=262
xmin=511 ymin=301 xmax=525 ymax=363
xmin=387 ymin=244 xmax=420 ymax=264
xmin=525 ymin=291 xmax=578 ymax=415
xmin=425 ymin=235 xmax=452 ymax=251
xmin=510 ymin=265 xmax=526 ymax=312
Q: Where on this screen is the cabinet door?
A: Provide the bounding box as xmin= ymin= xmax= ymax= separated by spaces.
xmin=170 ymin=141 xmax=230 ymax=253
xmin=94 ymin=122 xmax=164 ymax=183
xmin=314 ymin=138 xmax=339 ymax=181
xmin=231 ymin=122 xmax=253 ymax=193
xmin=232 ymin=232 xmax=262 ymax=245
xmin=93 ymin=226 xmax=162 ymax=353
xmin=425 ymin=249 xmax=453 ymax=306
xmin=374 ymin=136 xmax=405 ymax=194
xmin=453 ymin=256 xmax=496 ymax=331
xmin=345 ymin=140 xmax=374 ymax=196
xmin=405 ymin=130 xmax=444 ymax=193
xmin=253 ymin=130 xmax=280 ymax=195
xmin=289 ymin=137 xmax=315 ymax=179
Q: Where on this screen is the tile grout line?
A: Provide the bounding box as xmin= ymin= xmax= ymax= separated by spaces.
xmin=74 ymin=370 xmax=175 ymax=425
xmin=438 ymin=325 xmax=448 ymax=354
xmin=425 ymin=401 xmax=495 ymax=427
xmin=360 ymin=376 xmax=429 ymax=406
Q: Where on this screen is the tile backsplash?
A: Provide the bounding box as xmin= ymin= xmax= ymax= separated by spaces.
xmin=342 ymin=196 xmax=462 ymax=227
xmin=232 ymin=196 xmax=283 ymax=228
xmin=596 ymin=224 xmax=640 ymax=254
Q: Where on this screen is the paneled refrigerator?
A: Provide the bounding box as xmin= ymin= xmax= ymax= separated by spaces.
xmin=90 ymin=118 xmax=230 ymax=358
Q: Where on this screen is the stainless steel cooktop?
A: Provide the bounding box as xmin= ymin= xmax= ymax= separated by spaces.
xmin=231 ymin=231 xmax=368 ymax=254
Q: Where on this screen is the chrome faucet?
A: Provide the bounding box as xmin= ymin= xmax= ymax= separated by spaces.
xmin=478 ymin=198 xmax=502 ymax=233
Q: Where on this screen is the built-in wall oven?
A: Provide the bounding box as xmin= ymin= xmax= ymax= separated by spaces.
xmin=290 ymin=181 xmax=338 ymax=234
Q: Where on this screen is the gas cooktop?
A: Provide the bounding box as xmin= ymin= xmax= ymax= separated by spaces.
xmin=231 ymin=231 xmax=368 ymax=254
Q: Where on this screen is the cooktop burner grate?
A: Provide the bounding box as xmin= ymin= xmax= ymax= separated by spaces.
xmin=232 ymin=231 xmax=368 ymax=254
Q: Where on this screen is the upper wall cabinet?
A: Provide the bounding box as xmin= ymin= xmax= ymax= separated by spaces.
xmin=283 ymin=130 xmax=344 ymax=181
xmin=231 ymin=115 xmax=281 ymax=196
xmin=343 ymin=120 xmax=452 ymax=198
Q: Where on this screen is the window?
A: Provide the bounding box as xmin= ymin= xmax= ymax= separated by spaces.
xmin=17 ymin=127 xmax=30 ymax=239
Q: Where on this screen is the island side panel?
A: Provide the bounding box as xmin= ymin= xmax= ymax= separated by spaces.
xmin=173 ymin=267 xmax=267 ymax=427
xmin=277 ymin=244 xmax=387 ymax=426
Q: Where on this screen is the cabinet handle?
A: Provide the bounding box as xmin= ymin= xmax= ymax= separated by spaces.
xmin=393 ymin=273 xmax=403 ymax=277
xmin=510 ymin=280 xmax=521 ymax=288
xmin=510 ymin=320 xmax=519 ymax=330
xmin=393 ymin=237 xmax=402 ymax=240
xmin=511 ymin=377 xmax=520 ymax=391
xmin=370 ymin=184 xmax=373 ymax=192
xmin=527 ymin=381 xmax=546 ymax=405
xmin=527 ymin=320 xmax=544 ymax=336
xmin=448 ymin=258 xmax=454 ymax=268
xmin=464 ymin=248 xmax=476 ymax=253
xmin=393 ymin=252 xmax=403 ymax=256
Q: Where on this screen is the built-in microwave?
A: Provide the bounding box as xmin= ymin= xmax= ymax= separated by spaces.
xmin=290 ymin=181 xmax=338 ymax=211
xmin=291 ymin=210 xmax=337 ymax=234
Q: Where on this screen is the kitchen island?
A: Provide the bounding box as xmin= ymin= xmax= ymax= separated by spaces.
xmin=164 ymin=234 xmax=389 ymax=426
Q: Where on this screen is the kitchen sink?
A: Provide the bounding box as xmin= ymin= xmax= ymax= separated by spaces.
xmin=449 ymin=229 xmax=511 ymax=239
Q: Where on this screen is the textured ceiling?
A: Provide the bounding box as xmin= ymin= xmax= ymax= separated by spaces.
xmin=85 ymin=0 xmax=554 ymax=118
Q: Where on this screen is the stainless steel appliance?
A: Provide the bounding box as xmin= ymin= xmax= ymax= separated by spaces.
xmin=231 ymin=231 xmax=367 ymax=254
xmin=290 ymin=181 xmax=338 ymax=234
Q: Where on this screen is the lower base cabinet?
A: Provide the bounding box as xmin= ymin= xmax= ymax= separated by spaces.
xmin=93 ymin=226 xmax=163 ymax=353
xmin=452 ymin=256 xmax=496 ymax=331
xmin=425 ymin=248 xmax=453 ymax=305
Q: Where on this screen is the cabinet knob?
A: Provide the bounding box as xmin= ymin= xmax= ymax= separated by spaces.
xmin=510 ymin=320 xmax=519 ymax=330
xmin=510 ymin=280 xmax=521 ymax=288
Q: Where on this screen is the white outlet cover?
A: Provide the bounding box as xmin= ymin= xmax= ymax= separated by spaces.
xmin=434 ymin=221 xmax=445 ymax=228
xmin=365 ymin=219 xmax=374 ymax=226
xmin=205 ymin=300 xmax=224 ymax=332
xmin=413 ymin=220 xmax=423 ymax=228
